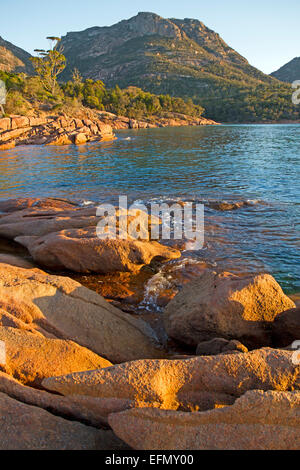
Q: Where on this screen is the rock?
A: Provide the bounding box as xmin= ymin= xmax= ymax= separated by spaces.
xmin=0 ymin=371 xmax=129 ymax=427
xmin=0 ymin=117 xmax=11 ymax=131
xmin=0 ymin=114 xmax=116 ymax=150
xmin=208 ymin=201 xmax=252 ymax=211
xmin=129 ymin=119 xmax=138 ymax=129
xmin=0 ymin=197 xmax=77 ymax=214
xmin=0 ymin=205 xmax=98 ymax=238
xmin=0 ymin=141 xmax=15 ymax=150
xmin=28 ymin=117 xmax=47 ymax=126
xmin=46 ymin=134 xmax=73 ymax=146
xmin=164 ymin=271 xmax=295 ymax=348
xmin=0 ymin=326 xmax=111 ymax=386
xmin=11 ymin=116 xmax=29 ymax=129
xmin=74 ymin=132 xmax=88 ymax=145
xmin=0 ymin=254 xmax=35 ymax=269
xmin=43 ymin=348 xmax=300 ymax=413
xmin=109 ymin=390 xmax=300 ymax=450
xmin=272 ymin=308 xmax=300 ymax=347
xmin=0 ymin=263 xmax=163 ymax=363
xmin=0 ymin=392 xmax=126 ymax=450
xmin=196 ymin=338 xmax=248 ymax=356
xmin=16 ymin=226 xmax=181 ymax=273
xmin=0 ymin=127 xmax=31 ymax=142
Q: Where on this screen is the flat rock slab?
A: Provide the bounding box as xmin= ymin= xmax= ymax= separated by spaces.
xmin=108 ymin=390 xmax=300 ymax=450
xmin=43 ymin=348 xmax=300 ymax=412
xmin=0 ymin=392 xmax=127 ymax=450
xmin=0 ymin=263 xmax=163 ymax=363
xmin=0 ymin=371 xmax=130 ymax=427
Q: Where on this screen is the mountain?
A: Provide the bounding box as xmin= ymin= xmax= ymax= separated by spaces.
xmin=271 ymin=57 xmax=300 ymax=83
xmin=0 ymin=36 xmax=33 ymax=74
xmin=60 ymin=12 xmax=299 ymax=122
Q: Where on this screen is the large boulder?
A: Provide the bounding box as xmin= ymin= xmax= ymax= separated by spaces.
xmin=0 ymin=326 xmax=111 ymax=386
xmin=164 ymin=271 xmax=295 ymax=347
xmin=109 ymin=390 xmax=300 ymax=450
xmin=0 ymin=204 xmax=98 ymax=238
xmin=0 ymin=198 xmax=180 ymax=273
xmin=271 ymin=308 xmax=300 ymax=347
xmin=0 ymin=263 xmax=163 ymax=363
xmin=0 ymin=392 xmax=126 ymax=450
xmin=43 ymin=348 xmax=300 ymax=413
xmin=0 ymin=371 xmax=130 ymax=427
xmin=16 ymin=227 xmax=180 ymax=273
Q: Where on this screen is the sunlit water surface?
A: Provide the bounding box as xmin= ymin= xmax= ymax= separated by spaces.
xmin=0 ymin=124 xmax=299 ymax=301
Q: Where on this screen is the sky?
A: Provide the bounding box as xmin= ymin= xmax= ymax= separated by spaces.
xmin=0 ymin=0 xmax=299 ymax=74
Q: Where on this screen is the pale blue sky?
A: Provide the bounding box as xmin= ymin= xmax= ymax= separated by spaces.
xmin=0 ymin=0 xmax=299 ymax=74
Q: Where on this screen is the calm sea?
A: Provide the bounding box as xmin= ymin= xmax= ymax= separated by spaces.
xmin=0 ymin=124 xmax=299 ymax=294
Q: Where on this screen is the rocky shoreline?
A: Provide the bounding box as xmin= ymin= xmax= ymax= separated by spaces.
xmin=0 ymin=197 xmax=299 ymax=450
xmin=0 ymin=111 xmax=218 ymax=151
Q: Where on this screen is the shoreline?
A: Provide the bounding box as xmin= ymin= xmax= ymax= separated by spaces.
xmin=0 ymin=196 xmax=299 ymax=450
xmin=0 ymin=109 xmax=219 ymax=151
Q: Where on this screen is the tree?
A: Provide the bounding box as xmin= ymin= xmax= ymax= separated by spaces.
xmin=0 ymin=80 xmax=6 ymax=116
xmin=30 ymin=37 xmax=66 ymax=97
xmin=72 ymin=68 xmax=83 ymax=86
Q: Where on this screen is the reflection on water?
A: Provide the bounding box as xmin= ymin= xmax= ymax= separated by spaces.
xmin=0 ymin=124 xmax=299 ymax=294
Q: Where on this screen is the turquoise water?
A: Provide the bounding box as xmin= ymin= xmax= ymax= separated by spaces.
xmin=0 ymin=124 xmax=299 ymax=293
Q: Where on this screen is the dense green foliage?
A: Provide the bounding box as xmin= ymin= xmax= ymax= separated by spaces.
xmin=0 ymin=70 xmax=204 ymax=118
xmin=61 ymin=80 xmax=204 ymax=118
xmin=60 ymin=14 xmax=300 ymax=123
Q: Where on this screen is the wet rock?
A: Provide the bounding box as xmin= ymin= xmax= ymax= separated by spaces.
xmin=208 ymin=201 xmax=253 ymax=211
xmin=164 ymin=271 xmax=295 ymax=348
xmin=108 ymin=390 xmax=300 ymax=450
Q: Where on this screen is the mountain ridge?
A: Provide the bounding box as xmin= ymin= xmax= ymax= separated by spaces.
xmin=59 ymin=12 xmax=299 ymax=122
xmin=0 ymin=36 xmax=33 ymax=74
xmin=271 ymin=57 xmax=300 ymax=83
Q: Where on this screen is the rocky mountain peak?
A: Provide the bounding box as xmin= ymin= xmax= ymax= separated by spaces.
xmin=0 ymin=36 xmax=33 ymax=74
xmin=118 ymin=11 xmax=184 ymax=40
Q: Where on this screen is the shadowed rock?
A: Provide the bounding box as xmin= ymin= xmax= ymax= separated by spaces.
xmin=0 ymin=392 xmax=127 ymax=450
xmin=272 ymin=308 xmax=300 ymax=347
xmin=0 ymin=263 xmax=164 ymax=363
xmin=164 ymin=271 xmax=295 ymax=348
xmin=0 ymin=371 xmax=131 ymax=427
